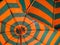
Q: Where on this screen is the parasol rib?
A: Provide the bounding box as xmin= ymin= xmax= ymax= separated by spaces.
xmin=26 ymin=20 xmax=36 ymax=27
xmin=0 ymin=21 xmax=15 ymax=28
xmin=4 ymin=0 xmax=19 ymax=25
xmin=3 ymin=34 xmax=16 ymax=45
xmin=25 ymin=0 xmax=36 ymax=14
xmin=23 ymin=35 xmax=28 ymax=45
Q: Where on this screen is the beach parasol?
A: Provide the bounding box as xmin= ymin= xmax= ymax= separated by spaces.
xmin=0 ymin=0 xmax=60 ymax=45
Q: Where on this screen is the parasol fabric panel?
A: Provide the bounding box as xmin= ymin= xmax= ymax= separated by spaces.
xmin=54 ymin=0 xmax=60 ymax=30
xmin=27 ymin=0 xmax=54 ymax=27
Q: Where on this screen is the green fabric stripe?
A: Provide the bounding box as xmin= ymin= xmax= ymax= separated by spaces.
xmin=0 ymin=42 xmax=2 ymax=45
xmin=55 ymin=13 xmax=60 ymax=19
xmin=35 ymin=42 xmax=42 ymax=45
xmin=2 ymin=14 xmax=13 ymax=23
xmin=13 ymin=13 xmax=32 ymax=20
xmin=46 ymin=31 xmax=57 ymax=45
xmin=28 ymin=13 xmax=52 ymax=27
xmin=30 ymin=0 xmax=34 ymax=4
xmin=35 ymin=28 xmax=49 ymax=45
xmin=32 ymin=1 xmax=54 ymax=18
xmin=17 ymin=43 xmax=20 ymax=45
xmin=8 ymin=3 xmax=19 ymax=8
xmin=55 ymin=37 xmax=60 ymax=45
xmin=55 ymin=24 xmax=60 ymax=29
xmin=34 ymin=22 xmax=40 ymax=30
xmin=19 ymin=0 xmax=26 ymax=11
xmin=56 ymin=2 xmax=60 ymax=8
xmin=46 ymin=0 xmax=54 ymax=6
xmin=22 ymin=42 xmax=27 ymax=45
xmin=0 ymin=4 xmax=8 ymax=15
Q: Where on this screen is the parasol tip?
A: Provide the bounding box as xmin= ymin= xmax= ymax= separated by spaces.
xmin=16 ymin=27 xmax=25 ymax=35
xmin=16 ymin=28 xmax=20 ymax=34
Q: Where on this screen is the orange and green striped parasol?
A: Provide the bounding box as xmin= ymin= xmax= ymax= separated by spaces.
xmin=0 ymin=0 xmax=60 ymax=45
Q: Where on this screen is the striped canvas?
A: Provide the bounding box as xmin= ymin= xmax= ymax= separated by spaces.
xmin=54 ymin=0 xmax=60 ymax=30
xmin=0 ymin=0 xmax=60 ymax=45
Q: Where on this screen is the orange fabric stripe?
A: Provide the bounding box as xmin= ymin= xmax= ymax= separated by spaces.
xmin=0 ymin=34 xmax=6 ymax=45
xmin=10 ymin=8 xmax=23 ymax=13
xmin=54 ymin=19 xmax=60 ymax=26
xmin=39 ymin=23 xmax=45 ymax=31
xmin=40 ymin=43 xmax=46 ymax=45
xmin=24 ymin=0 xmax=30 ymax=9
xmin=36 ymin=0 xmax=53 ymax=13
xmin=0 ymin=9 xmax=11 ymax=21
xmin=28 ymin=40 xmax=39 ymax=45
xmin=14 ymin=17 xmax=24 ymax=23
xmin=14 ymin=17 xmax=33 ymax=25
xmin=6 ymin=18 xmax=16 ymax=26
xmin=28 ymin=6 xmax=52 ymax=24
xmin=54 ymin=8 xmax=60 ymax=14
xmin=5 ymin=0 xmax=17 ymax=3
xmin=0 ymin=1 xmax=6 ymax=9
xmin=17 ymin=0 xmax=23 ymax=12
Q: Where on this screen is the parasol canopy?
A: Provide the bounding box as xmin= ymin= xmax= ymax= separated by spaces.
xmin=0 ymin=0 xmax=60 ymax=45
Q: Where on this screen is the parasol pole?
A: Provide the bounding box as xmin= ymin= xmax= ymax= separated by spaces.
xmin=20 ymin=33 xmax=22 ymax=45
xmin=19 ymin=27 xmax=22 ymax=45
